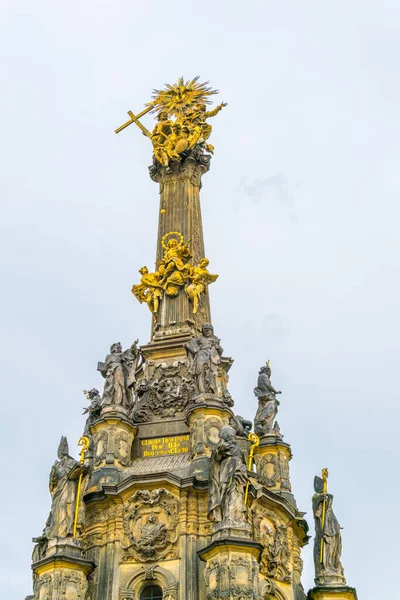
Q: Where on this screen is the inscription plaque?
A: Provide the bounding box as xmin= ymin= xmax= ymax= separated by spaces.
xmin=141 ymin=434 xmax=190 ymax=457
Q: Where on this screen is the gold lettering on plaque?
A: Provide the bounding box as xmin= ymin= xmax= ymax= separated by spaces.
xmin=141 ymin=435 xmax=190 ymax=457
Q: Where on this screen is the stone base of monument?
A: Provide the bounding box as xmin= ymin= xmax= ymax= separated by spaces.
xmin=308 ymin=585 xmax=358 ymax=600
xmin=198 ymin=538 xmax=263 ymax=600
xmin=32 ymin=538 xmax=94 ymax=600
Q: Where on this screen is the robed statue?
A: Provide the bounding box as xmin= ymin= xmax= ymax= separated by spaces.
xmin=43 ymin=437 xmax=85 ymax=540
xmin=254 ymin=362 xmax=282 ymax=436
xmin=208 ymin=426 xmax=248 ymax=528
xmin=312 ymin=474 xmax=346 ymax=586
xmin=185 ymin=323 xmax=223 ymax=395
xmin=98 ymin=341 xmax=140 ymax=411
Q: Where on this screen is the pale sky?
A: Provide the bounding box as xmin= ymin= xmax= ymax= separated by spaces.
xmin=1 ymin=2 xmax=399 ymax=599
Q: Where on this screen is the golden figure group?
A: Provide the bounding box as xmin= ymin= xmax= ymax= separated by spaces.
xmin=115 ymin=77 xmax=227 ymax=166
xmin=131 ymin=232 xmax=218 ymax=316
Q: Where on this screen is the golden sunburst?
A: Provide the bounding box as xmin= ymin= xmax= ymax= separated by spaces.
xmin=147 ymin=76 xmax=219 ymax=118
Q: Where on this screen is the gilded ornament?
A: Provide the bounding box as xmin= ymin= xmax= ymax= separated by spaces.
xmin=115 ymin=76 xmax=227 ymax=166
xmin=132 ymin=232 xmax=218 ymax=314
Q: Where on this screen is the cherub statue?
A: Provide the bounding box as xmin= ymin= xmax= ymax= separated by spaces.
xmin=132 ymin=266 xmax=164 ymax=315
xmin=185 ymin=258 xmax=218 ymax=313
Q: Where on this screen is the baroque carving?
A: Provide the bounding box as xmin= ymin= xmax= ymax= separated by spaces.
xmin=185 ymin=323 xmax=223 ymax=395
xmin=203 ymin=554 xmax=259 ymax=600
xmin=34 ymin=569 xmax=87 ymax=600
xmin=313 ymin=472 xmax=346 ymax=586
xmin=132 ymin=361 xmax=195 ymax=422
xmin=132 ymin=232 xmax=217 ymax=316
xmin=208 ymin=426 xmax=249 ymax=534
xmin=121 ymin=489 xmax=179 ymax=562
xmin=37 ymin=437 xmax=86 ymax=544
xmin=252 ymin=505 xmax=293 ymax=584
xmin=259 ymin=454 xmax=280 ymax=487
xmin=97 ymin=341 xmax=140 ymax=411
xmin=253 ymin=362 xmax=282 ymax=437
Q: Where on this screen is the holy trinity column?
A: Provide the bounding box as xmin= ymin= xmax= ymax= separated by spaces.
xmin=27 ymin=77 xmax=358 ymax=600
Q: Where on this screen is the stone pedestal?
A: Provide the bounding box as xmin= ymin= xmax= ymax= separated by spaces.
xmin=187 ymin=397 xmax=234 ymax=460
xmin=308 ymin=585 xmax=358 ymax=600
xmin=254 ymin=434 xmax=295 ymax=504
xmin=32 ymin=539 xmax=94 ymax=600
xmin=88 ymin=410 xmax=137 ymax=490
xmin=199 ymin=538 xmax=263 ymax=600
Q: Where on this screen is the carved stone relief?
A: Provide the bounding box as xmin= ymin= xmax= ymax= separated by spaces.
xmin=133 ymin=361 xmax=195 ymax=422
xmin=93 ymin=425 xmax=134 ymax=469
xmin=121 ymin=489 xmax=179 ymax=562
xmin=203 ymin=553 xmax=259 ymax=600
xmin=189 ymin=413 xmax=230 ymax=459
xmin=252 ymin=505 xmax=293 ymax=584
xmin=34 ymin=569 xmax=87 ymax=600
xmin=256 ymin=451 xmax=292 ymax=491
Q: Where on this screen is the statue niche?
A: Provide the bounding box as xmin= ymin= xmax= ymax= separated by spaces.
xmin=254 ymin=361 xmax=282 ymax=437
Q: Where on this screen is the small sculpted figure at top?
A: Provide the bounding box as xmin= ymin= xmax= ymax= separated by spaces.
xmin=185 ymin=323 xmax=223 ymax=395
xmin=208 ymin=425 xmax=248 ymax=527
xmin=254 ymin=362 xmax=282 ymax=437
xmin=98 ymin=341 xmax=140 ymax=411
xmin=82 ymin=388 xmax=101 ymax=436
xmin=312 ymin=475 xmax=346 ymax=586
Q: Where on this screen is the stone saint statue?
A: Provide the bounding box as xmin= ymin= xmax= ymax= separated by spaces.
xmin=185 ymin=323 xmax=223 ymax=395
xmin=312 ymin=476 xmax=346 ymax=586
xmin=254 ymin=362 xmax=282 ymax=436
xmin=98 ymin=341 xmax=140 ymax=410
xmin=208 ymin=426 xmax=248 ymax=528
xmin=43 ymin=437 xmax=85 ymax=540
xmin=82 ymin=388 xmax=101 ymax=436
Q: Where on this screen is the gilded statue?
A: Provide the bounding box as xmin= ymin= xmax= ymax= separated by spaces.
xmin=115 ymin=77 xmax=227 ymax=166
xmin=185 ymin=258 xmax=218 ymax=314
xmin=132 ymin=267 xmax=164 ymax=315
xmin=132 ymin=232 xmax=218 ymax=314
xmin=312 ymin=472 xmax=346 ymax=586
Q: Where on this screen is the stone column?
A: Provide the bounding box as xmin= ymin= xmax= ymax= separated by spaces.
xmin=32 ymin=539 xmax=94 ymax=600
xmin=149 ymin=150 xmax=212 ymax=339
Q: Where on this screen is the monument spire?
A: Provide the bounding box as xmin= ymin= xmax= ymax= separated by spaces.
xmin=117 ymin=77 xmax=225 ymax=343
